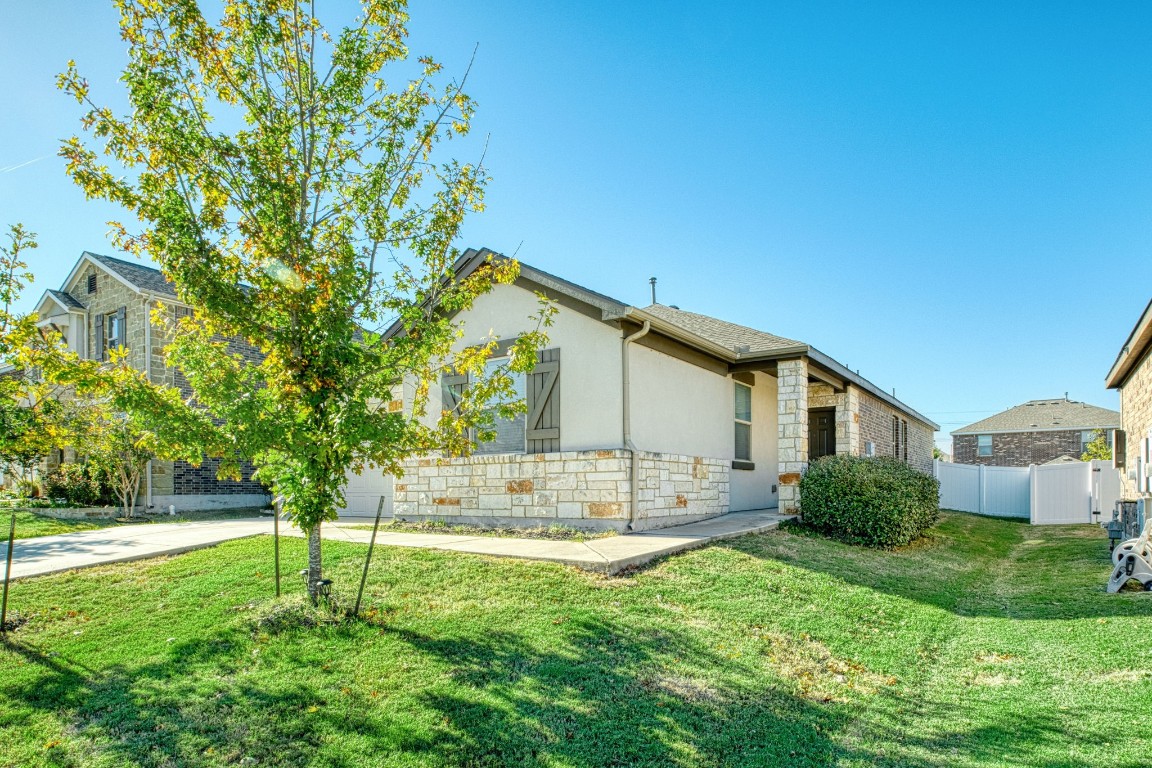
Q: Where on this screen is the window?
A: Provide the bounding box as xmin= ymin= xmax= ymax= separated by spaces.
xmin=105 ymin=311 xmax=122 ymax=353
xmin=892 ymin=415 xmax=900 ymax=457
xmin=902 ymin=419 xmax=908 ymax=462
xmin=474 ymin=357 xmax=526 ymax=455
xmin=977 ymin=434 xmax=992 ymax=457
xmin=1081 ymin=429 xmax=1106 ymax=451
xmin=734 ymin=382 xmax=752 ymax=462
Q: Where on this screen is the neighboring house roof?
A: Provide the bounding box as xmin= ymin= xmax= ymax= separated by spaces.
xmin=424 ymin=247 xmax=940 ymax=430
xmin=640 ymin=304 xmax=803 ymax=355
xmin=952 ymin=399 xmax=1121 ymax=436
xmin=46 ymin=289 xmax=84 ymax=310
xmin=86 ymin=252 xmax=178 ymax=297
xmin=1044 ymin=455 xmax=1080 ymax=465
xmin=1106 ymin=298 xmax=1152 ymax=390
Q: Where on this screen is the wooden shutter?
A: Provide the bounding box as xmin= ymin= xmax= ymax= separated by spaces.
xmin=94 ymin=313 xmax=104 ymax=361
xmin=116 ymin=306 xmax=127 ymax=349
xmin=441 ymin=371 xmax=468 ymax=414
xmin=526 ymin=348 xmax=560 ymax=453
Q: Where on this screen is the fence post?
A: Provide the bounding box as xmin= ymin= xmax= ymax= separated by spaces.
xmin=1028 ymin=464 xmax=1037 ymax=524
xmin=978 ymin=464 xmax=986 ymax=515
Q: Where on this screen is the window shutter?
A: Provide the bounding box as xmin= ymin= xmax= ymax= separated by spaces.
xmin=526 ymin=348 xmax=560 ymax=453
xmin=116 ymin=306 xmax=127 ymax=349
xmin=441 ymin=371 xmax=468 ymax=414
xmin=94 ymin=313 xmax=104 ymax=361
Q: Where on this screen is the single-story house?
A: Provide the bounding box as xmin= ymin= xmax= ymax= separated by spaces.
xmin=342 ymin=248 xmax=938 ymax=530
xmin=33 ymin=251 xmax=270 ymax=511
xmin=1106 ymin=298 xmax=1152 ymax=500
xmin=951 ymin=398 xmax=1120 ymax=468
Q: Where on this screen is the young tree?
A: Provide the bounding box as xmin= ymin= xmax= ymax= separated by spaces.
xmin=0 ymin=224 xmax=69 ymax=490
xmin=1081 ymin=429 xmax=1112 ymax=462
xmin=59 ymin=0 xmax=549 ymax=601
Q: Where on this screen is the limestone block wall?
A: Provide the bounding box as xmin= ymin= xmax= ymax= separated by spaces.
xmin=393 ymin=449 xmax=730 ymax=531
xmin=634 ymin=452 xmax=729 ymax=529
xmin=776 ymin=358 xmax=809 ymax=513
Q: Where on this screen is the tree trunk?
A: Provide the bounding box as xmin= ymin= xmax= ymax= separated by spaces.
xmin=306 ymin=522 xmax=323 ymax=605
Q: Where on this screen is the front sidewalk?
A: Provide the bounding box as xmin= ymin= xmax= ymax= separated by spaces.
xmin=2 ymin=509 xmax=791 ymax=581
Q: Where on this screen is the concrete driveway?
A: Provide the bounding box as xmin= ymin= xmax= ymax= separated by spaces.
xmin=1 ymin=518 xmax=275 ymax=581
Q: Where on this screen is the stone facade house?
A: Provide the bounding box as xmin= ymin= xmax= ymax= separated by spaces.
xmin=1106 ymin=299 xmax=1152 ymax=500
xmin=951 ymin=398 xmax=1120 ymax=467
xmin=33 ymin=251 xmax=269 ymax=511
xmin=341 ymin=248 xmax=938 ymax=529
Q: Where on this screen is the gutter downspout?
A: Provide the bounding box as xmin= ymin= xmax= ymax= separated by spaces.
xmin=621 ymin=320 xmax=650 ymax=530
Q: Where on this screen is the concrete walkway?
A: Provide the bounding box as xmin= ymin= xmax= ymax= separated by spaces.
xmin=319 ymin=508 xmax=792 ymax=574
xmin=1 ymin=518 xmax=274 ymax=581
xmin=2 ymin=510 xmax=791 ymax=581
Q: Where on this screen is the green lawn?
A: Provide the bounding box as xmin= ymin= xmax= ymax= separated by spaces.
xmin=0 ymin=511 xmax=1149 ymax=767
xmin=0 ymin=510 xmax=121 ymax=541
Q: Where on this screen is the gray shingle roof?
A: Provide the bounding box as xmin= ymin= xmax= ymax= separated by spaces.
xmin=86 ymin=251 xmax=177 ymax=297
xmin=952 ymin=399 xmax=1121 ymax=435
xmin=46 ymin=289 xmax=84 ymax=310
xmin=641 ymin=304 xmax=803 ymax=354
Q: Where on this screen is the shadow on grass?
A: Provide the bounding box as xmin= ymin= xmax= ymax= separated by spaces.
xmin=712 ymin=511 xmax=1148 ymax=620
xmin=3 ymin=609 xmax=1129 ymax=768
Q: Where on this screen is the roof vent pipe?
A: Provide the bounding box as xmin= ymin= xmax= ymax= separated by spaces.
xmin=649 ymin=277 xmax=657 ymax=305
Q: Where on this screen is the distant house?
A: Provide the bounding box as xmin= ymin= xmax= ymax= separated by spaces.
xmin=33 ymin=251 xmax=270 ymax=511
xmin=1106 ymin=299 xmax=1152 ymax=500
xmin=342 ymin=248 xmax=939 ymax=529
xmin=951 ymin=398 xmax=1120 ymax=467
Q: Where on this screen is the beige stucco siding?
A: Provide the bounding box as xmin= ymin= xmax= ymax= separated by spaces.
xmin=450 ymin=282 xmax=625 ymax=451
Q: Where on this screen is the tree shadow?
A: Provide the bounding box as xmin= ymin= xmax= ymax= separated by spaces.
xmin=4 ymin=604 xmax=1135 ymax=767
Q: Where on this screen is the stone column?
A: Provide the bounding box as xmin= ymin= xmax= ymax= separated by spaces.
xmin=777 ymin=358 xmax=809 ymax=514
xmin=838 ymin=385 xmax=861 ymax=456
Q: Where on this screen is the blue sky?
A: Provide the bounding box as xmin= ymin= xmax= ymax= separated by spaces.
xmin=2 ymin=1 xmax=1150 ymax=450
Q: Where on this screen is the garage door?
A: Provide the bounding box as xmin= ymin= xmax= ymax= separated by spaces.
xmin=340 ymin=465 xmax=393 ymax=519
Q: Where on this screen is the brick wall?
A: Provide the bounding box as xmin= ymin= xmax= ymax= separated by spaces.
xmin=393 ymin=449 xmax=729 ymax=531
xmin=1119 ymin=344 xmax=1152 ymax=498
xmin=855 ymin=389 xmax=934 ymax=474
xmin=952 ymin=430 xmax=1088 ymax=467
xmin=173 ymin=458 xmax=266 ymax=496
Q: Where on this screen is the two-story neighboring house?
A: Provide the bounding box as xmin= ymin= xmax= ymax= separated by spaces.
xmin=951 ymin=398 xmax=1120 ymax=467
xmin=33 ymin=251 xmax=270 ymax=511
xmin=1106 ymin=299 xmax=1152 ymax=500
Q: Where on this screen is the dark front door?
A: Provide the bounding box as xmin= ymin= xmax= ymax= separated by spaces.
xmin=810 ymin=408 xmax=836 ymax=459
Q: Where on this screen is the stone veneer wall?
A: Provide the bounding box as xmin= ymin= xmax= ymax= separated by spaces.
xmin=952 ymin=430 xmax=1094 ymax=468
xmin=776 ymin=358 xmax=809 ymax=513
xmin=393 ymin=449 xmax=729 ymax=532
xmin=1118 ymin=345 xmax=1152 ymax=499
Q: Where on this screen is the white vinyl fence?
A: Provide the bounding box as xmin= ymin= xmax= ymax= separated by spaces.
xmin=934 ymin=459 xmax=1120 ymax=525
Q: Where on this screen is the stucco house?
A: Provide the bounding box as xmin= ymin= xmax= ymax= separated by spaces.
xmin=951 ymin=398 xmax=1120 ymax=467
xmin=342 ymin=248 xmax=938 ymax=530
xmin=33 ymin=251 xmax=270 ymax=511
xmin=1106 ymin=299 xmax=1152 ymax=500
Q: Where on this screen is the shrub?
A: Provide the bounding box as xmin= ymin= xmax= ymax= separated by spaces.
xmin=43 ymin=463 xmax=114 ymax=507
xmin=799 ymin=455 xmax=940 ymax=547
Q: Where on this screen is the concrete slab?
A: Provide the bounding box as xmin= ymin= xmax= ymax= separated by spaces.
xmin=3 ymin=509 xmax=792 ymax=581
xmin=1 ymin=518 xmax=275 ymax=581
xmin=317 ymin=509 xmax=791 ymax=574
